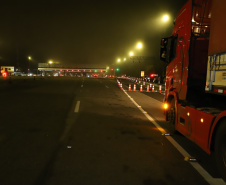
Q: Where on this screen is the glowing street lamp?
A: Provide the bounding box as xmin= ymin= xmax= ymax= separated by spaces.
xmin=137 ymin=42 xmax=143 ymax=49
xmin=48 ymin=60 xmax=53 ymax=64
xmin=117 ymin=58 xmax=121 ymax=63
xmin=129 ymin=51 xmax=134 ymax=56
xmin=162 ymin=15 xmax=169 ymax=22
xmin=28 ymin=56 xmax=32 ymax=72
xmin=123 ymin=58 xmax=126 ymax=61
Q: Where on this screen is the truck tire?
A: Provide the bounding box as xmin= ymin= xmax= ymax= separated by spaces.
xmin=214 ymin=122 xmax=226 ymax=181
xmin=167 ymin=99 xmax=175 ymax=125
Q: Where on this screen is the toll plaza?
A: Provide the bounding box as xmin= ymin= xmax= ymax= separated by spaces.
xmin=38 ymin=63 xmax=107 ymax=77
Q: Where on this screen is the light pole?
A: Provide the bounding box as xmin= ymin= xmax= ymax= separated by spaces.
xmin=28 ymin=56 xmax=32 ymax=74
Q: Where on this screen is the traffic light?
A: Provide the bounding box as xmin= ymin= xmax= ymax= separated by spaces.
xmin=116 ymin=68 xmax=120 ymax=71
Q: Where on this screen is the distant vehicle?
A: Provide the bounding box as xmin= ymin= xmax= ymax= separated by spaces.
xmin=93 ymin=74 xmax=98 ymax=77
xmin=1 ymin=66 xmax=14 ymax=76
xmin=149 ymin=73 xmax=158 ymax=83
xmin=160 ymin=0 xmax=226 ymax=181
xmin=109 ymin=75 xmax=115 ymax=78
xmin=2 ymin=72 xmax=7 ymax=77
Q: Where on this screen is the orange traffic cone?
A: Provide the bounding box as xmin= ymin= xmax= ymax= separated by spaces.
xmin=159 ymin=85 xmax=162 ymax=93
xmin=133 ymin=84 xmax=136 ymax=91
xmin=147 ymin=85 xmax=149 ymax=92
xmin=140 ymin=85 xmax=143 ymax=92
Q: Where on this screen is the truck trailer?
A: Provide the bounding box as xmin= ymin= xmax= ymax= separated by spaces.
xmin=160 ymin=0 xmax=226 ymax=181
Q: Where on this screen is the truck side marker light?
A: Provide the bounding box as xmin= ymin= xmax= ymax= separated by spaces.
xmin=164 ymin=103 xmax=168 ymax=110
xmin=201 ymin=118 xmax=204 ymax=123
xmin=184 ymin=156 xmax=197 ymax=162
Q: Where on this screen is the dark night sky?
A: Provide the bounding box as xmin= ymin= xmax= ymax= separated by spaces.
xmin=0 ymin=0 xmax=187 ymax=68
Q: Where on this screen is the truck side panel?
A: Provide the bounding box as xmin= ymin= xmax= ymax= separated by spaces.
xmin=208 ymin=0 xmax=226 ymax=55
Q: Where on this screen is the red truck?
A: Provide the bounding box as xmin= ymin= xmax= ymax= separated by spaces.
xmin=160 ymin=0 xmax=226 ymax=181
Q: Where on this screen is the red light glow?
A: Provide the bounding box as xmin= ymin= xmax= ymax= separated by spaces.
xmin=2 ymin=72 xmax=7 ymax=77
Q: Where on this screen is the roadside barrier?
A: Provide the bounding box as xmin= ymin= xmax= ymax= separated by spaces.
xmin=128 ymin=84 xmax=131 ymax=91
xmin=120 ymin=82 xmax=122 ymax=90
xmin=140 ymin=84 xmax=143 ymax=92
xmin=159 ymin=85 xmax=162 ymax=93
xmin=117 ymin=80 xmax=120 ymax=86
xmin=152 ymin=85 xmax=154 ymax=92
xmin=147 ymin=85 xmax=149 ymax=92
xmin=133 ymin=84 xmax=136 ymax=91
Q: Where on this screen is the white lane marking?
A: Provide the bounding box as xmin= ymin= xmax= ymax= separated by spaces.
xmin=122 ymin=88 xmax=226 ymax=185
xmin=74 ymin=101 xmax=80 ymax=113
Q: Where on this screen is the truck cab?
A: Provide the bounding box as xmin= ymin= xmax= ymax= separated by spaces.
xmin=160 ymin=0 xmax=226 ymax=181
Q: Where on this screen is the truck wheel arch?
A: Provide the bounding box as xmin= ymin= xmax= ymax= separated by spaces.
xmin=166 ymin=92 xmax=178 ymax=124
xmin=210 ymin=117 xmax=226 ymax=181
xmin=209 ymin=112 xmax=226 ymax=152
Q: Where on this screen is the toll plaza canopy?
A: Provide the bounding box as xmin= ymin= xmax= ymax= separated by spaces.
xmin=38 ymin=63 xmax=107 ymax=73
xmin=38 ymin=63 xmax=107 ymax=77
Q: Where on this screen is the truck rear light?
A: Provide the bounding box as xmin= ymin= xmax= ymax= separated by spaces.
xmin=213 ymin=88 xmax=224 ymax=93
xmin=201 ymin=118 xmax=204 ymax=123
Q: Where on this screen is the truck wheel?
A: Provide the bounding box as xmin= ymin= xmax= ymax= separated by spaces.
xmin=167 ymin=99 xmax=175 ymax=125
xmin=214 ymin=122 xmax=226 ymax=181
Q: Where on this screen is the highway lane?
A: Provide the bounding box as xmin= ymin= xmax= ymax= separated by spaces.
xmin=42 ymin=77 xmax=208 ymax=185
xmin=0 ymin=77 xmax=83 ymax=185
xmin=0 ymin=77 xmax=221 ymax=185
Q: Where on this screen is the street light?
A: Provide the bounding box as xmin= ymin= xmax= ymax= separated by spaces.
xmin=28 ymin=56 xmax=32 ymax=72
xmin=124 ymin=58 xmax=126 ymax=61
xmin=162 ymin=15 xmax=169 ymax=22
xmin=117 ymin=58 xmax=121 ymax=63
xmin=137 ymin=42 xmax=143 ymax=49
xmin=129 ymin=51 xmax=134 ymax=56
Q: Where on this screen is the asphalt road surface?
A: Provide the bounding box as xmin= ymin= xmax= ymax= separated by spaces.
xmin=0 ymin=76 xmax=225 ymax=185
